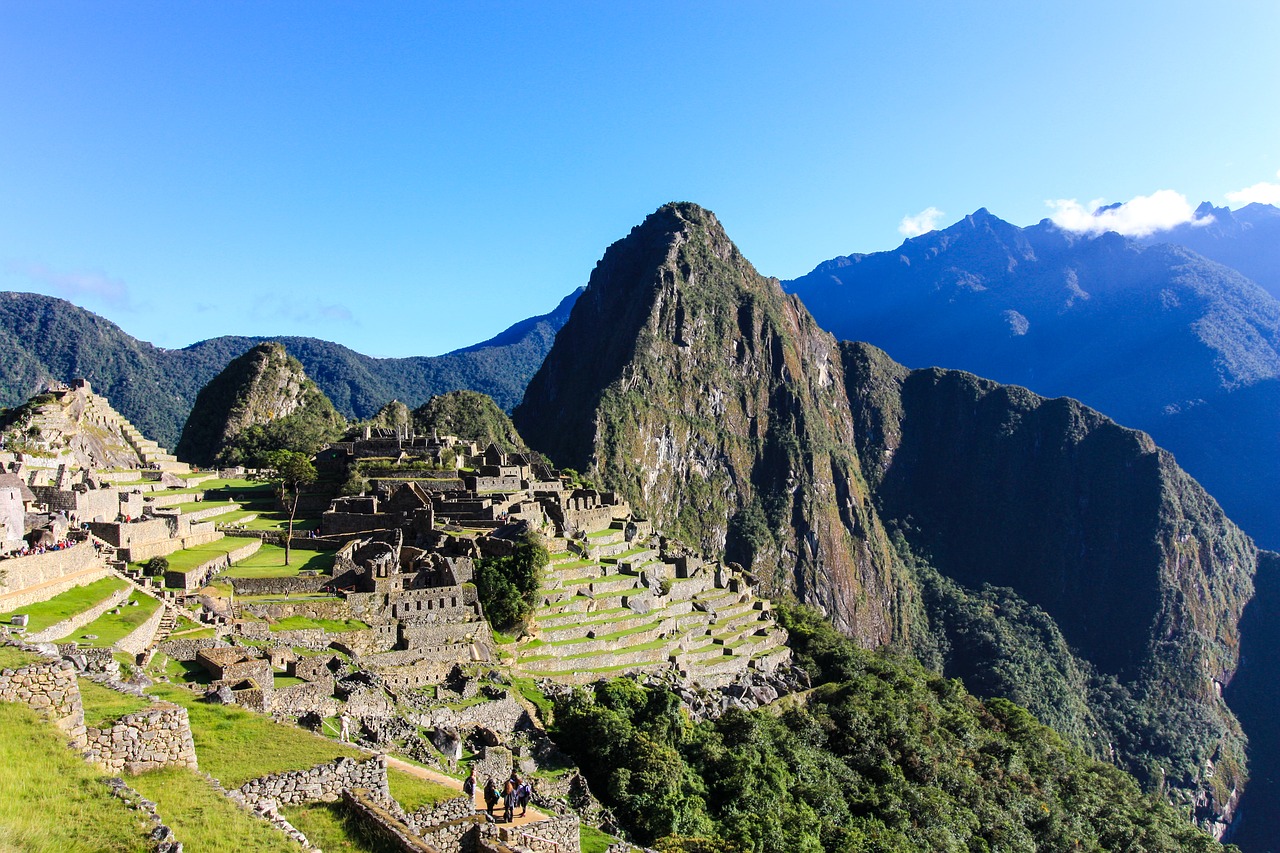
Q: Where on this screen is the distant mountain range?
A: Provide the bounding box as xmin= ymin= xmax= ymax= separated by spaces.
xmin=0 ymin=288 xmax=581 ymax=449
xmin=784 ymin=204 xmax=1280 ymax=550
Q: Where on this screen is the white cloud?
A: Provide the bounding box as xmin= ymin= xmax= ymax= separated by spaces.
xmin=1046 ymin=190 xmax=1211 ymax=238
xmin=899 ymin=206 xmax=945 ymax=238
xmin=7 ymin=261 xmax=131 ymax=307
xmin=1226 ymin=170 xmax=1280 ymax=206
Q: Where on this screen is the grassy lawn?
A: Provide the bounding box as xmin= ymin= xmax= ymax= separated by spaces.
xmin=280 ymin=802 xmax=398 ymax=853
xmin=269 ymin=615 xmax=369 ymax=633
xmin=274 ymin=674 xmax=308 ymax=688
xmin=511 ymin=676 xmax=553 ymax=722
xmin=0 ymin=576 xmax=128 ymax=633
xmin=130 ymin=768 xmax=304 ymax=852
xmin=146 ymin=684 xmax=364 ymax=788
xmin=78 ymin=678 xmax=152 ymax=728
xmin=171 ymin=500 xmax=239 ymax=514
xmin=0 ymin=645 xmax=43 ymax=670
xmin=581 ymin=824 xmax=619 ymax=853
xmin=0 ymin=702 xmax=152 ymax=852
xmin=386 ymin=768 xmax=456 ymax=813
xmin=129 ymin=537 xmax=260 ymax=576
xmin=224 ymin=543 xmax=334 ymax=578
xmin=56 ymin=593 xmax=160 ymax=648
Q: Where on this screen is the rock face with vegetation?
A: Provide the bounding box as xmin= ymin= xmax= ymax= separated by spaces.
xmin=413 ymin=390 xmax=526 ymax=453
xmin=0 ymin=288 xmax=580 ymax=449
xmin=515 ymin=201 xmax=1258 ymax=834
xmin=515 ymin=202 xmax=901 ymax=646
xmin=177 ymin=342 xmax=346 ymax=467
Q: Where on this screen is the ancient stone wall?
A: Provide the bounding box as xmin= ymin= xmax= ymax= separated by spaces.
xmin=115 ymin=596 xmax=167 ymax=656
xmin=472 ymin=745 xmax=513 ymax=785
xmin=238 ymin=754 xmax=391 ymax=807
xmin=83 ymin=702 xmax=199 ymax=774
xmin=489 ymin=814 xmax=581 ymax=853
xmin=157 ymin=636 xmax=225 ymax=662
xmin=272 ymin=678 xmax=339 ymax=717
xmin=0 ymin=542 xmax=104 ymax=610
xmin=419 ymin=696 xmax=532 ymax=735
xmin=0 ymin=653 xmax=86 ymax=746
xmin=323 ymin=512 xmax=396 ymax=536
xmin=227 ymin=573 xmax=328 ymax=596
xmin=342 ymin=789 xmax=443 ymax=852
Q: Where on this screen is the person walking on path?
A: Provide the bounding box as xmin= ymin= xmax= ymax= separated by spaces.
xmin=501 ymin=777 xmax=515 ymax=823
xmin=339 ymin=713 xmax=351 ymax=744
xmin=463 ymin=767 xmax=476 ymax=801
xmin=517 ymin=778 xmax=532 ymax=817
xmin=483 ymin=778 xmax=498 ymax=819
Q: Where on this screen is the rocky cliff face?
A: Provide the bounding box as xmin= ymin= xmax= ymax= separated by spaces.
xmin=515 ymin=202 xmax=1258 ymax=832
xmin=176 ymin=342 xmax=344 ymax=466
xmin=515 ymin=203 xmax=901 ymax=644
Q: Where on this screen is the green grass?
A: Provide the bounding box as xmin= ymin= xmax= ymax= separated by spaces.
xmin=129 ymin=537 xmax=260 ymax=576
xmin=268 ymin=615 xmax=369 ymax=633
xmin=581 ymin=824 xmax=619 ymax=853
xmin=511 ymin=676 xmax=553 ymax=722
xmin=130 ymin=768 xmax=304 ymax=852
xmin=280 ymin=802 xmax=398 ymax=853
xmin=171 ymin=500 xmax=239 ymax=514
xmin=0 ymin=576 xmax=128 ymax=633
xmin=0 ymin=645 xmax=43 ymax=670
xmin=56 ymin=593 xmax=161 ymax=648
xmin=0 ymin=702 xmax=152 ymax=852
xmin=224 ymin=543 xmax=335 ymax=578
xmin=273 ymin=674 xmax=307 ymax=688
xmin=146 ymin=684 xmax=364 ymax=788
xmin=78 ymin=678 xmax=151 ymax=728
xmin=386 ymin=768 xmax=456 ymax=813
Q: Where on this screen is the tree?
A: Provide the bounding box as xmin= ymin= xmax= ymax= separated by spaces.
xmin=265 ymin=449 xmax=317 ymax=566
xmin=473 ymin=534 xmax=548 ymax=631
xmin=143 ymin=556 xmax=169 ymax=578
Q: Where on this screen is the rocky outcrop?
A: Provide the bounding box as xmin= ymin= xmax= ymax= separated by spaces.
xmin=176 ymin=342 xmax=345 ymax=466
xmin=515 ymin=202 xmax=901 ymax=645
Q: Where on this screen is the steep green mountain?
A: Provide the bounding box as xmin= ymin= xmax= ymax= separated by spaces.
xmin=412 ymin=390 xmax=525 ymax=452
xmin=176 ymin=342 xmax=346 ymax=467
xmin=515 ymin=202 xmax=1258 ymax=835
xmin=515 ymin=202 xmax=901 ymax=646
xmin=0 ymin=288 xmax=581 ymax=449
xmin=365 ymin=399 xmax=413 ymax=433
xmin=782 ymin=211 xmax=1280 ymax=550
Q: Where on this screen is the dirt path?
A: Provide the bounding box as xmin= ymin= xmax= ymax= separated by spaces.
xmin=383 ymin=755 xmax=548 ymax=826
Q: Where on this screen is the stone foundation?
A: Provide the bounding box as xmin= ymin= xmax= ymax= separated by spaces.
xmin=238 ymin=754 xmax=391 ymax=807
xmin=84 ymin=703 xmax=199 ymax=774
xmin=0 ymin=651 xmax=86 ymax=746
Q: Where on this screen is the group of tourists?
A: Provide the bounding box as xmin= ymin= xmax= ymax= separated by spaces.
xmin=464 ymin=768 xmax=531 ymax=823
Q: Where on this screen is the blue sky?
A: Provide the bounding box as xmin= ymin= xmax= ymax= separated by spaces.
xmin=1 ymin=2 xmax=1277 ymax=357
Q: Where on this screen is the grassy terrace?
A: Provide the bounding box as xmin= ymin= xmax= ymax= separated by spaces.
xmin=130 ymin=768 xmax=304 ymax=852
xmin=0 ymin=645 xmax=43 ymax=670
xmin=225 ymin=543 xmax=334 ymax=578
xmin=0 ymin=702 xmax=152 ymax=852
xmin=56 ymin=592 xmax=160 ymax=648
xmin=280 ymin=803 xmax=393 ymax=853
xmin=386 ymin=770 xmax=455 ymax=812
xmin=129 ymin=537 xmax=260 ymax=576
xmin=269 ymin=615 xmax=368 ymax=633
xmin=0 ymin=576 xmax=128 ymax=633
xmin=146 ymin=684 xmax=364 ymax=788
xmin=78 ymin=678 xmax=151 ymax=728
xmin=170 ymin=500 xmax=239 ymax=515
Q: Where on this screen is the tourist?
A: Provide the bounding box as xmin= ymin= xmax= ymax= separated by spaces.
xmin=483 ymin=778 xmax=498 ymax=818
xmin=338 ymin=713 xmax=351 ymax=743
xmin=463 ymin=767 xmax=476 ymax=800
xmin=501 ymin=777 xmax=515 ymax=823
xmin=517 ymin=778 xmax=531 ymax=817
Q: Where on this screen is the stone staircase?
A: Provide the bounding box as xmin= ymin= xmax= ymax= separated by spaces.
xmin=512 ymin=524 xmax=791 ymax=687
xmin=83 ymin=393 xmax=190 ymax=474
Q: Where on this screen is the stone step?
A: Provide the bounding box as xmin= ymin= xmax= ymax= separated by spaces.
xmin=537 ymin=611 xmax=660 ymax=643
xmin=519 ymin=622 xmax=667 ymax=660
xmin=516 ymin=642 xmax=672 ymax=674
xmin=586 ymin=575 xmax=643 ymax=596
